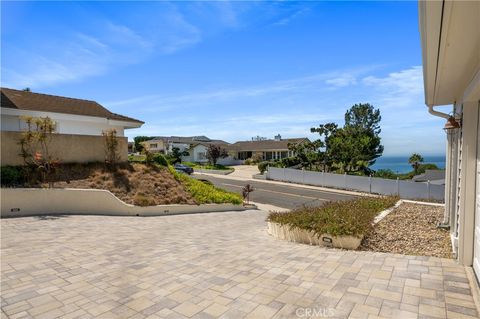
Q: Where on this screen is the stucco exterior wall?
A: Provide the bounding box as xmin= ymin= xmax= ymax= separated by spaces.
xmin=1 ymin=131 xmax=128 ymax=166
xmin=1 ymin=113 xmax=126 ymax=136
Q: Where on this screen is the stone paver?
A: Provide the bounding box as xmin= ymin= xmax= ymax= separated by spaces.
xmin=1 ymin=211 xmax=479 ymax=319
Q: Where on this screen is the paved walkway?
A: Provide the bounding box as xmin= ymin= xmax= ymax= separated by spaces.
xmin=1 ymin=211 xmax=478 ymax=319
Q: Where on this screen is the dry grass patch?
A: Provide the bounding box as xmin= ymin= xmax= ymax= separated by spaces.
xmin=360 ymin=203 xmax=452 ymax=258
xmin=54 ymin=163 xmax=196 ymax=206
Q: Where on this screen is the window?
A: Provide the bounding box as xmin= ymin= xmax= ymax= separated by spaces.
xmin=150 ymin=143 xmax=158 ymax=149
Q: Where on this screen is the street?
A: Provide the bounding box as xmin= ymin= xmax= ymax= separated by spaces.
xmin=194 ymin=174 xmax=356 ymax=209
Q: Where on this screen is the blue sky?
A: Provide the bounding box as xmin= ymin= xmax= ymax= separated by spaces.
xmin=1 ymin=1 xmax=451 ymax=156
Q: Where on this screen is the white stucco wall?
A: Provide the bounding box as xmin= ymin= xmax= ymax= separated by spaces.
xmin=0 ymin=108 xmax=140 ymax=137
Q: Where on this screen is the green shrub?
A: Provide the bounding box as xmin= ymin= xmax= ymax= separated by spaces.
xmin=153 ymin=154 xmax=169 ymax=166
xmin=169 ymin=166 xmax=242 ymax=205
xmin=258 ymin=161 xmax=270 ymax=174
xmin=1 ymin=166 xmax=23 ymax=186
xmin=251 ymin=153 xmax=263 ymax=164
xmin=267 ymin=196 xmax=399 ymax=238
xmin=128 ymin=154 xmax=146 ymax=163
xmin=374 ymin=169 xmax=398 ymax=179
xmin=164 ymin=154 xmax=177 ymax=165
xmin=279 ymin=157 xmax=301 ymax=168
xmin=244 ymin=158 xmax=252 ymax=165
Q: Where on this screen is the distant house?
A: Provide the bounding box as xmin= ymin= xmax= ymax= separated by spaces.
xmin=1 ymin=87 xmax=143 ymax=165
xmin=228 ymin=135 xmax=309 ymax=161
xmin=142 ymin=136 xmax=230 ymax=163
xmin=182 ymin=143 xmax=209 ymax=163
xmin=412 ymin=169 xmax=445 ymax=185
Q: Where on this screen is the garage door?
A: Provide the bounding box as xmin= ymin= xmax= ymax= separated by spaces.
xmin=473 ymin=107 xmax=480 ymax=279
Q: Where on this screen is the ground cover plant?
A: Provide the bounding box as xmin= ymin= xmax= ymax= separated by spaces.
xmin=267 ymin=196 xmax=398 ymax=238
xmin=170 ymin=166 xmax=242 ymax=205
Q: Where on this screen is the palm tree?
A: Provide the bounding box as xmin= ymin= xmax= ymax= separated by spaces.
xmin=409 ymin=153 xmax=424 ymax=175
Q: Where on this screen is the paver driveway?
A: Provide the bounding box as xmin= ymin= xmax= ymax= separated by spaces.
xmin=1 ymin=211 xmax=478 ymax=319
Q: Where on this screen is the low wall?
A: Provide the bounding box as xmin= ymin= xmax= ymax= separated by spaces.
xmin=217 ymin=158 xmax=244 ymax=166
xmin=267 ymin=222 xmax=362 ymax=250
xmin=0 ymin=188 xmax=249 ymax=218
xmin=1 ymin=131 xmax=128 ymax=166
xmin=266 ymin=167 xmax=445 ymax=201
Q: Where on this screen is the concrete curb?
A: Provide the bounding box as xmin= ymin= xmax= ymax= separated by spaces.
xmin=194 ymin=168 xmax=234 ymax=175
xmin=402 ymin=199 xmax=444 ymax=207
xmin=0 ymin=188 xmax=253 ymax=218
xmin=373 ymin=200 xmax=403 ymax=224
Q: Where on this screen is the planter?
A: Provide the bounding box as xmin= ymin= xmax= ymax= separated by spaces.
xmin=267 ymin=222 xmax=362 ymax=250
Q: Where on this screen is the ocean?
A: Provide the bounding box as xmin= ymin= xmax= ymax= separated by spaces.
xmin=371 ymin=155 xmax=446 ymax=174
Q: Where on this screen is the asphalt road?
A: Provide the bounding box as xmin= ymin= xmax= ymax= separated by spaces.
xmin=194 ymin=174 xmax=356 ymax=209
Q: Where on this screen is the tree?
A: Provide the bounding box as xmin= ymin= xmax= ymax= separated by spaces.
xmin=409 ymin=153 xmax=424 ymax=175
xmin=288 ymin=140 xmax=322 ymax=170
xmin=305 ymin=103 xmax=383 ymax=174
xmin=206 ymin=144 xmax=228 ymax=166
xmin=242 ymin=184 xmax=254 ymax=204
xmin=327 ymin=126 xmax=381 ymax=174
xmin=310 ymin=123 xmax=338 ymax=171
xmin=133 ymin=136 xmax=153 ymax=153
xmin=344 ymin=103 xmax=381 ymax=134
xmin=171 ymin=147 xmax=189 ymax=164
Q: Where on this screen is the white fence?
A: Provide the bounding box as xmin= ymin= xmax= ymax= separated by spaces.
xmin=266 ymin=167 xmax=444 ymax=201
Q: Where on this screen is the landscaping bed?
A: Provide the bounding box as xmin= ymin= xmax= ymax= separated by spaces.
xmin=3 ymin=162 xmax=243 ymax=207
xmin=267 ymin=196 xmax=399 ymax=249
xmin=360 ymin=202 xmax=453 ymax=258
xmin=54 ymin=163 xmax=196 ymax=206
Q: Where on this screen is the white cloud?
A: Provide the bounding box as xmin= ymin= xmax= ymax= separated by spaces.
xmin=325 ymin=74 xmax=357 ymax=87
xmin=271 ymin=7 xmax=311 ymax=26
xmin=362 ymin=66 xmax=424 ymax=95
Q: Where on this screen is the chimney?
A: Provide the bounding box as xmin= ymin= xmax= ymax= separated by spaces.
xmin=274 ymin=134 xmax=281 ymax=141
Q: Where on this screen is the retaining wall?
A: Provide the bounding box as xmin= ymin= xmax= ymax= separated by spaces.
xmin=0 ymin=188 xmax=249 ymax=218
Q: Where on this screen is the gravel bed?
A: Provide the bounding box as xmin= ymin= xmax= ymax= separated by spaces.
xmin=360 ymin=202 xmax=453 ymax=258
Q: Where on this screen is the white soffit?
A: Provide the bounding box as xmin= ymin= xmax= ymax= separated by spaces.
xmin=421 ymin=0 xmax=480 ymax=106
